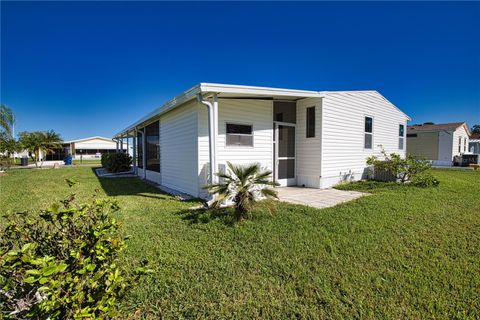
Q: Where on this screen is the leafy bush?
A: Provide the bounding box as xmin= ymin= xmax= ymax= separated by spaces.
xmin=410 ymin=172 xmax=440 ymax=188
xmin=367 ymin=150 xmax=437 ymax=186
xmin=101 ymin=152 xmax=132 ymax=173
xmin=0 ymin=156 xmax=14 ymax=171
xmin=0 ymin=180 xmax=150 ymax=319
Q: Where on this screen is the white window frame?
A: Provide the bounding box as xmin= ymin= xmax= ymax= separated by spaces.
xmin=399 ymin=123 xmax=405 ymax=150
xmin=364 ymin=115 xmax=374 ymax=150
xmin=225 ymin=122 xmax=254 ymax=148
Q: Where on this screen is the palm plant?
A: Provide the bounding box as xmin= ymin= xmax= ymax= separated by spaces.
xmin=18 ymin=130 xmax=63 ymax=167
xmin=206 ymin=162 xmax=279 ymax=221
xmin=0 ymin=104 xmax=15 ymax=138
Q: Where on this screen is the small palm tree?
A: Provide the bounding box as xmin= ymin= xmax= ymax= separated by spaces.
xmin=206 ymin=162 xmax=279 ymax=221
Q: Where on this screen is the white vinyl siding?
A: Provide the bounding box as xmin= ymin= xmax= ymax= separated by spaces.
xmin=452 ymin=125 xmax=469 ymax=157
xmin=159 ymin=100 xmax=198 ymax=196
xmin=198 ymin=99 xmax=273 ymax=197
xmin=296 ymin=97 xmax=322 ymax=187
xmin=320 ymin=91 xmax=409 ymax=188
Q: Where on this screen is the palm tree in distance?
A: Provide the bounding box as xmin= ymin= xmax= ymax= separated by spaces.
xmin=0 ymin=104 xmax=15 ymax=138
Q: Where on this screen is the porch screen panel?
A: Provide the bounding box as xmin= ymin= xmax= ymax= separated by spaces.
xmin=137 ymin=131 xmax=143 ymax=169
xmin=146 ymin=121 xmax=160 ymax=172
xmin=274 ymin=101 xmax=296 ymax=123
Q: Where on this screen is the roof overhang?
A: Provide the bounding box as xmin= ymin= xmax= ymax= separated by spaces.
xmin=114 ymin=83 xmax=325 ymax=138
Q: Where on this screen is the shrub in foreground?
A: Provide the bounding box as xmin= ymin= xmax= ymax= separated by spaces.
xmin=101 ymin=152 xmax=132 ymax=173
xmin=367 ymin=150 xmax=439 ymax=187
xmin=0 ymin=180 xmax=150 ymax=319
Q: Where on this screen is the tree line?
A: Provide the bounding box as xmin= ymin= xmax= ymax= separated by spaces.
xmin=1 ymin=105 xmax=63 ymax=169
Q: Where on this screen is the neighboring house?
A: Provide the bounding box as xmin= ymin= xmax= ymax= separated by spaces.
xmin=45 ymin=136 xmax=127 ymax=160
xmin=114 ymin=83 xmax=410 ymax=199
xmin=469 ymin=133 xmax=480 ymax=154
xmin=407 ymin=122 xmax=471 ymax=166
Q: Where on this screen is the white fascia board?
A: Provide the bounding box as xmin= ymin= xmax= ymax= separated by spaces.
xmin=64 ymin=136 xmax=114 ymax=144
xmin=114 ymin=84 xmax=201 ymax=138
xmin=200 ymin=82 xmax=323 ymax=98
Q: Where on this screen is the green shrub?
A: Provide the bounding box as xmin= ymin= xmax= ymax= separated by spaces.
xmin=0 ymin=180 xmax=150 ymax=319
xmin=367 ymin=150 xmax=436 ymax=185
xmin=410 ymin=172 xmax=440 ymax=188
xmin=101 ymin=152 xmax=132 ymax=173
xmin=0 ymin=156 xmax=14 ymax=171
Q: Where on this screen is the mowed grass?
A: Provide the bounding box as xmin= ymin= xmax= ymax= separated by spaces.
xmin=1 ymin=167 xmax=479 ymax=319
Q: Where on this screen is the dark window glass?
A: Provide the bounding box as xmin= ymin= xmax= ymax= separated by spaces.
xmin=274 ymin=101 xmax=296 ymax=123
xmin=399 ymin=124 xmax=404 ymax=137
xmin=407 ymin=134 xmax=417 ymax=138
xmin=464 ymin=138 xmax=467 ymax=152
xmin=365 ymin=117 xmax=373 ymax=133
xmin=306 ymin=107 xmax=315 ymax=138
xmin=399 ymin=138 xmax=404 ymax=150
xmin=146 ymin=121 xmax=160 ymax=172
xmin=226 ymin=123 xmax=252 ymax=135
xmin=137 ymin=131 xmax=143 ymax=168
xmin=226 ymin=123 xmax=253 ymax=146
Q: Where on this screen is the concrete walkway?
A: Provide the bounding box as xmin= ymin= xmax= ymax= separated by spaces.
xmin=276 ymin=187 xmax=367 ymax=209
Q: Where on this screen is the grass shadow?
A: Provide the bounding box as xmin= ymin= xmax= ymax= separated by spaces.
xmin=334 ymin=180 xmax=410 ymax=193
xmin=177 ymin=207 xmax=236 ymax=227
xmin=91 ymin=167 xmax=204 ymax=206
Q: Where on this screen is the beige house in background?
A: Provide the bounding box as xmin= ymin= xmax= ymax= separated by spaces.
xmin=407 ymin=122 xmax=471 ymax=166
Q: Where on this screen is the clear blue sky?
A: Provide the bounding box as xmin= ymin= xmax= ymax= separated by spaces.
xmin=1 ymin=1 xmax=479 ymax=140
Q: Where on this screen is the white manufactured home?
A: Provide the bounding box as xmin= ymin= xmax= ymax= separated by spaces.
xmin=114 ymin=83 xmax=410 ymax=198
xmin=407 ymin=122 xmax=471 ymax=166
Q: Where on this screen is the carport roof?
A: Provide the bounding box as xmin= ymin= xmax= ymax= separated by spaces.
xmin=114 ymin=83 xmax=324 ymax=137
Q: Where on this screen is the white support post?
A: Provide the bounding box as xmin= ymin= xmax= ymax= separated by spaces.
xmin=133 ymin=130 xmax=137 ymax=175
xmin=142 ymin=129 xmax=146 ymax=179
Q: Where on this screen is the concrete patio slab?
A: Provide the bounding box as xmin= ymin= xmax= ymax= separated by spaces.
xmin=276 ymin=187 xmax=367 ymax=209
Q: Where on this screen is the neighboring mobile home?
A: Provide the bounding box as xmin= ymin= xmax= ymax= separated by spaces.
xmin=114 ymin=83 xmax=410 ymax=198
xmin=406 ymin=122 xmax=471 ymax=166
xmin=45 ymin=136 xmax=127 ymax=160
xmin=469 ymin=133 xmax=480 ymax=154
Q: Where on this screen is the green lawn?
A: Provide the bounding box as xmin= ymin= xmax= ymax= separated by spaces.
xmin=72 ymin=159 xmax=101 ymax=165
xmin=1 ymin=167 xmax=479 ymax=319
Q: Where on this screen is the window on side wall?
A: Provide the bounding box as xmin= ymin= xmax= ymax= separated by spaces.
xmin=306 ymin=107 xmax=315 ymax=138
xmin=464 ymin=137 xmax=467 ymax=152
xmin=226 ymin=123 xmax=253 ymax=147
xmin=399 ymin=124 xmax=405 ymax=150
xmin=458 ymin=137 xmax=462 ymax=153
xmin=364 ymin=116 xmax=373 ymax=149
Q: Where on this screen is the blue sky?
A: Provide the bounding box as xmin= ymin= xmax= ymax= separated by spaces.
xmin=2 ymin=1 xmax=479 ymax=140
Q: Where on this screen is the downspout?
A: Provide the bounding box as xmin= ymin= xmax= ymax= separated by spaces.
xmin=197 ymin=93 xmax=218 ymax=185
